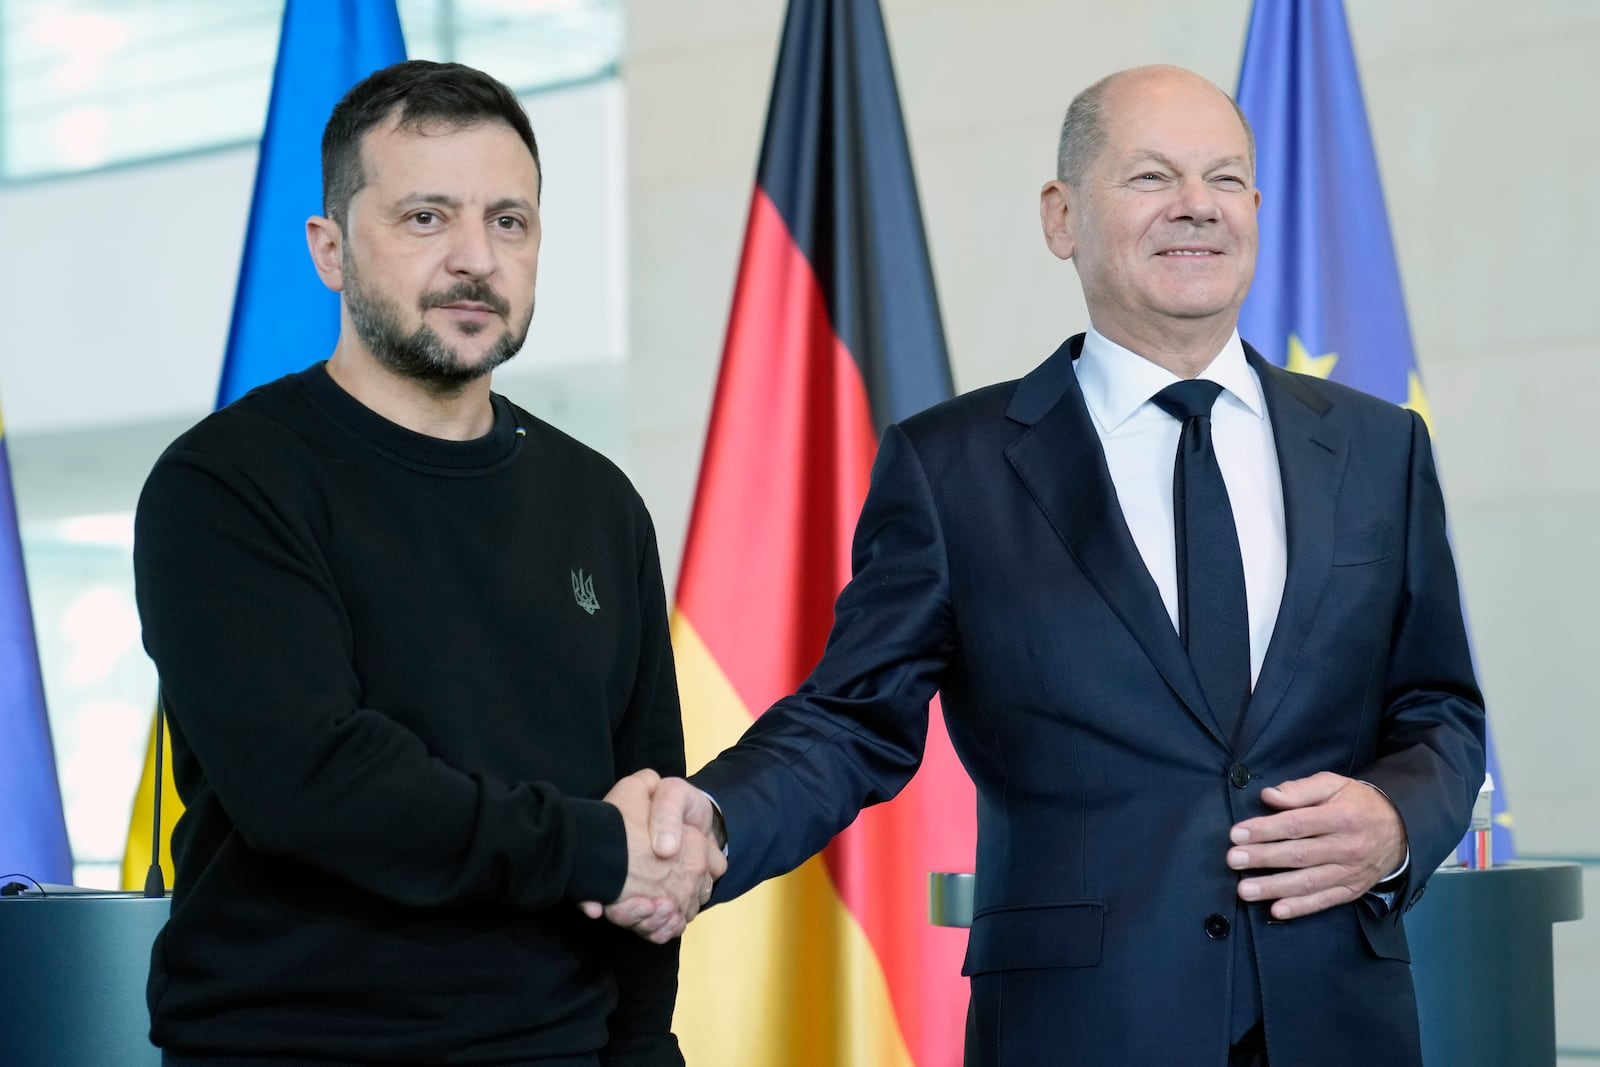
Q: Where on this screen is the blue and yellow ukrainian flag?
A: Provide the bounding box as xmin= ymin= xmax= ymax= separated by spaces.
xmin=121 ymin=0 xmax=406 ymax=889
xmin=0 ymin=399 xmax=73 ymax=884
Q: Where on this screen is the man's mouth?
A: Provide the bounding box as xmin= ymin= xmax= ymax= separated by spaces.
xmin=424 ymin=284 xmax=510 ymax=317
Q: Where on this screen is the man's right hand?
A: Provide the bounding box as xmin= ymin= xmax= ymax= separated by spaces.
xmin=645 ymin=775 xmax=725 ymax=859
xmin=579 ymin=770 xmax=726 ymax=943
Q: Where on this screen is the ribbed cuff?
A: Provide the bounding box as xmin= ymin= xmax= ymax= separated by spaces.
xmin=565 ymin=797 xmax=628 ymax=903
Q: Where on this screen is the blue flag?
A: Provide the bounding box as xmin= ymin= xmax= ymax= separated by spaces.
xmin=0 ymin=405 xmax=72 ymax=884
xmin=124 ymin=0 xmax=406 ymax=889
xmin=218 ymin=0 xmax=408 ymax=406
xmin=1236 ymin=0 xmax=1512 ymax=863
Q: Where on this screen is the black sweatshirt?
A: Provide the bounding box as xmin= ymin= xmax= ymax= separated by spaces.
xmin=133 ymin=363 xmax=685 ymax=1066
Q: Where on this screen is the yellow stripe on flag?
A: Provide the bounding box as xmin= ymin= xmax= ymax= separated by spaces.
xmin=671 ymin=613 xmax=915 ymax=1067
xmin=120 ymin=707 xmax=183 ymax=891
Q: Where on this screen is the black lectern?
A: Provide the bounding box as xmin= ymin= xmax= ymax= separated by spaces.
xmin=0 ymin=887 xmax=167 ymax=1065
xmin=929 ymin=861 xmax=1584 ymax=1066
xmin=1407 ymin=861 xmax=1583 ymax=1066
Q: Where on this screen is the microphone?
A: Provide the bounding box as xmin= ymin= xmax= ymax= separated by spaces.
xmin=142 ymin=693 xmax=168 ymax=898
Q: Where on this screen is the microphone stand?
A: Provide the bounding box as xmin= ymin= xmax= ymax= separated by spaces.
xmin=142 ymin=694 xmax=167 ymax=898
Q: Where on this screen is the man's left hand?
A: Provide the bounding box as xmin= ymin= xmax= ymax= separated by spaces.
xmin=1226 ymin=771 xmax=1407 ymax=920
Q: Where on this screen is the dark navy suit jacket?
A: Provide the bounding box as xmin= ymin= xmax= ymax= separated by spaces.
xmin=692 ymin=335 xmax=1485 ymax=1066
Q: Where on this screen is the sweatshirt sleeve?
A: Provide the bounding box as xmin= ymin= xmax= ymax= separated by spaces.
xmin=134 ymin=444 xmax=628 ymax=911
xmin=601 ymin=518 xmax=687 ymax=1064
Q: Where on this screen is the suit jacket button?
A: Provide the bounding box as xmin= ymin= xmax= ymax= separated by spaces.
xmin=1229 ymin=763 xmax=1251 ymax=789
xmin=1204 ymin=913 xmax=1231 ymax=939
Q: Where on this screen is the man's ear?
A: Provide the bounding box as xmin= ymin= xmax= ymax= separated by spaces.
xmin=1039 ymin=180 xmax=1076 ymax=262
xmin=306 ymin=215 xmax=346 ymax=293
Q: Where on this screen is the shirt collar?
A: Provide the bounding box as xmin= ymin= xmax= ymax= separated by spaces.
xmin=1076 ymin=325 xmax=1264 ymax=432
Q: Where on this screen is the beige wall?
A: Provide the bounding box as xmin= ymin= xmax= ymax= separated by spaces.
xmin=626 ymin=0 xmax=1599 ymax=1057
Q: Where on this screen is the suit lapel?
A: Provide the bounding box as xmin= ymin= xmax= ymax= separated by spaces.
xmin=1004 ymin=337 xmax=1224 ymax=745
xmin=1236 ymin=350 xmax=1349 ymax=751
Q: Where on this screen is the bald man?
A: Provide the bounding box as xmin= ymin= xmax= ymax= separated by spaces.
xmin=629 ymin=66 xmax=1484 ymax=1067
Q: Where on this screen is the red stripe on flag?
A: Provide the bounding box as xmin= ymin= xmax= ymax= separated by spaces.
xmin=822 ymin=701 xmax=973 ymax=1062
xmin=678 ymin=186 xmax=974 ymax=1064
xmin=677 ymin=187 xmax=877 ymax=708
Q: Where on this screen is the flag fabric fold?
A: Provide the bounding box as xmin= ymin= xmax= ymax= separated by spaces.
xmin=671 ymin=1 xmax=975 ymax=1063
xmin=1235 ymin=0 xmax=1511 ymax=862
xmin=122 ymin=0 xmax=406 ymax=890
xmin=0 ymin=403 xmax=72 ymax=885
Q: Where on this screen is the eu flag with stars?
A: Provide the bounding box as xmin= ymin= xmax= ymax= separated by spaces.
xmin=1236 ymin=0 xmax=1512 ymax=862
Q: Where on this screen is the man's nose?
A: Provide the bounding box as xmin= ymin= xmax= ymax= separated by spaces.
xmin=444 ymin=221 xmax=495 ymax=277
xmin=1170 ymin=176 xmax=1222 ymax=223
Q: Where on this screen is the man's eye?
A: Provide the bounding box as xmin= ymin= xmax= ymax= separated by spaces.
xmin=413 ymin=211 xmax=436 ymax=225
xmin=495 ymin=216 xmax=522 ymax=230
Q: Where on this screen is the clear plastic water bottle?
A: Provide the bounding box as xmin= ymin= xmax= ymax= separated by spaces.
xmin=1469 ymin=772 xmax=1494 ymax=869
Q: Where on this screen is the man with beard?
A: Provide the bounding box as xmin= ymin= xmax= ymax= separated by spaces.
xmin=132 ymin=60 xmax=721 ymax=1066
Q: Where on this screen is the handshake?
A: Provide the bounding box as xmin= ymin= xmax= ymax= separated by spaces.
xmin=581 ymin=769 xmax=727 ymax=944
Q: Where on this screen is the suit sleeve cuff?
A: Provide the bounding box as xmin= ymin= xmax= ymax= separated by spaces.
xmin=1357 ymin=778 xmax=1410 ymax=910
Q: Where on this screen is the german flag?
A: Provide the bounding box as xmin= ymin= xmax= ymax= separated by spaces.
xmin=670 ymin=1 xmax=975 ymax=1062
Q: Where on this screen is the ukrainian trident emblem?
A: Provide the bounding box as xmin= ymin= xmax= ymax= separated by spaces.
xmin=571 ymin=569 xmax=600 ymax=615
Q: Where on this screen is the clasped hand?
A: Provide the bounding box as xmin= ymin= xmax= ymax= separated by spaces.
xmin=579 ymin=770 xmax=725 ymax=943
xmin=1226 ymin=771 xmax=1408 ymax=919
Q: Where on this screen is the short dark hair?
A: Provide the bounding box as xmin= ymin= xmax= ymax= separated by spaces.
xmin=1055 ymin=69 xmax=1256 ymax=187
xmin=321 ymin=59 xmax=542 ymax=229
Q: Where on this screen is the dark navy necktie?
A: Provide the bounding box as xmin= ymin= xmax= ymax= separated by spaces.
xmin=1154 ymin=382 xmax=1260 ymax=1040
xmin=1151 ymin=380 xmax=1250 ymax=737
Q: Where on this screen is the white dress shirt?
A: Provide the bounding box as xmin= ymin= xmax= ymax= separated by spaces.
xmin=1077 ymin=329 xmax=1408 ymax=890
xmin=1073 ymin=326 xmax=1286 ymax=688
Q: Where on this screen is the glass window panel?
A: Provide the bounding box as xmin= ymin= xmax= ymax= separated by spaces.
xmin=20 ymin=512 xmax=153 ymax=889
xmin=0 ymin=0 xmax=622 ymax=182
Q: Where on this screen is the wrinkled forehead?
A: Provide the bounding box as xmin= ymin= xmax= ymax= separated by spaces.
xmin=1100 ymin=75 xmax=1252 ymax=167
